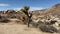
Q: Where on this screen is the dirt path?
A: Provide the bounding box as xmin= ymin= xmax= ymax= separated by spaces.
xmin=0 ymin=19 xmax=58 ymax=34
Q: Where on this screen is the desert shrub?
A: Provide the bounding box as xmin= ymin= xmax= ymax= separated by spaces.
xmin=30 ymin=20 xmax=44 ymax=28
xmin=39 ymin=24 xmax=58 ymax=33
xmin=31 ymin=22 xmax=39 ymax=28
xmin=45 ymin=20 xmax=57 ymax=25
xmin=0 ymin=16 xmax=10 ymax=23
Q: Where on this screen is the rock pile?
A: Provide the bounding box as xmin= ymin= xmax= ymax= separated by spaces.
xmin=31 ymin=14 xmax=60 ymax=33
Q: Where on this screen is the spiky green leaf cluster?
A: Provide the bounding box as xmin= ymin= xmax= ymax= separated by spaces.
xmin=20 ymin=6 xmax=30 ymax=16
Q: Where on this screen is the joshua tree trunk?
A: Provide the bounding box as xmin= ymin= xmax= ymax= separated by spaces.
xmin=28 ymin=18 xmax=30 ymax=27
xmin=27 ymin=13 xmax=32 ymax=27
xmin=28 ymin=18 xmax=31 ymax=27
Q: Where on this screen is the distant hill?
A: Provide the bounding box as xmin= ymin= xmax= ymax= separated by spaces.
xmin=31 ymin=9 xmax=47 ymax=15
xmin=31 ymin=3 xmax=60 ymax=16
xmin=45 ymin=3 xmax=60 ymax=15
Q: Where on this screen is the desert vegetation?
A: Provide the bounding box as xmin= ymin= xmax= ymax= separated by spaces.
xmin=0 ymin=4 xmax=60 ymax=34
xmin=20 ymin=6 xmax=32 ymax=27
xmin=0 ymin=15 xmax=10 ymax=23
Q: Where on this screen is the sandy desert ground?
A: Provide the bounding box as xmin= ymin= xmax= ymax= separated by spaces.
xmin=0 ymin=19 xmax=59 ymax=34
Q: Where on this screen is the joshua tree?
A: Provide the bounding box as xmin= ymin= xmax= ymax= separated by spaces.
xmin=20 ymin=6 xmax=32 ymax=27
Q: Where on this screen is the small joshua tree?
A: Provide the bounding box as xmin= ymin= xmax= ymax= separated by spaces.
xmin=20 ymin=6 xmax=32 ymax=27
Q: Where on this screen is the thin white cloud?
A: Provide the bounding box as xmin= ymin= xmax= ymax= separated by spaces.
xmin=13 ymin=8 xmax=21 ymax=11
xmin=14 ymin=8 xmax=21 ymax=10
xmin=0 ymin=4 xmax=9 ymax=6
xmin=29 ymin=7 xmax=44 ymax=11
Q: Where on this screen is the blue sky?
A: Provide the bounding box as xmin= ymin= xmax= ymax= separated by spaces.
xmin=0 ymin=0 xmax=60 ymax=11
